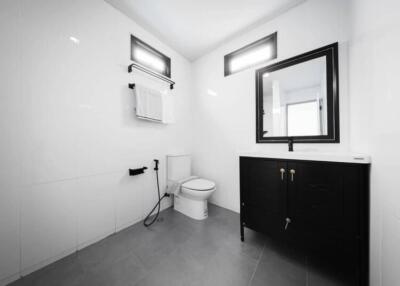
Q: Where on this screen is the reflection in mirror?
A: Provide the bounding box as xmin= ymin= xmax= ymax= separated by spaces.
xmin=256 ymin=43 xmax=339 ymax=143
xmin=262 ymin=57 xmax=327 ymax=137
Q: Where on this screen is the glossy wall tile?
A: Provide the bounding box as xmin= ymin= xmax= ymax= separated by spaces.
xmin=0 ymin=0 xmax=192 ymax=283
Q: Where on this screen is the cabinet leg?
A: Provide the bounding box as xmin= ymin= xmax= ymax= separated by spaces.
xmin=240 ymin=225 xmax=244 ymax=242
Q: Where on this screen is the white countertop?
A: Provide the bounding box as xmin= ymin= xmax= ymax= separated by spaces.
xmin=239 ymin=152 xmax=371 ymax=164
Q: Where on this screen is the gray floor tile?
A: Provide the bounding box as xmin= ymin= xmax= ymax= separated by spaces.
xmin=250 ymin=240 xmax=307 ymax=286
xmin=10 ymin=254 xmax=86 ymax=286
xmin=81 ymin=253 xmax=147 ymax=286
xmin=9 ymin=204 xmax=353 ymax=286
xmin=134 ymin=247 xmax=206 ymax=286
xmin=198 ymin=248 xmax=257 ymax=286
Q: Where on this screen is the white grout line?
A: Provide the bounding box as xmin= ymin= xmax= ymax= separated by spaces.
xmin=247 ymin=243 xmax=266 ymax=286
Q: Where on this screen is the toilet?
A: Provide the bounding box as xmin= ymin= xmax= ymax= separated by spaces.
xmin=167 ymin=155 xmax=216 ymax=220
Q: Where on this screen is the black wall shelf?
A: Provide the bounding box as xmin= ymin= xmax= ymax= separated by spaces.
xmin=129 ymin=166 xmax=148 ymax=176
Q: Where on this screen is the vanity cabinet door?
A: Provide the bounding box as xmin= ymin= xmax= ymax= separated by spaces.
xmin=240 ymin=157 xmax=287 ymax=238
xmin=286 ymin=161 xmax=360 ymax=250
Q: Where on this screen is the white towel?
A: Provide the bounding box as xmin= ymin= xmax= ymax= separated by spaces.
xmin=167 ymin=176 xmax=198 ymax=195
xmin=161 ymin=91 xmax=175 ymax=124
xmin=135 ymin=84 xmax=163 ymax=122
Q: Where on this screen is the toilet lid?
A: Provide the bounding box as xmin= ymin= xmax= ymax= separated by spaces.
xmin=182 ymin=178 xmax=215 ymax=191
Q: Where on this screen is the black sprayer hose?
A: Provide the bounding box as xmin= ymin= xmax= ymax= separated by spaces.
xmin=143 ymin=160 xmax=169 ymax=227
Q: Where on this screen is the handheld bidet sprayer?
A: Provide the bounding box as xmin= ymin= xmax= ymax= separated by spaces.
xmin=143 ymin=158 xmax=168 ymax=227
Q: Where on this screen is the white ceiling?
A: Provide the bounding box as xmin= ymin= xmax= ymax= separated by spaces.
xmin=105 ymin=0 xmax=306 ymax=61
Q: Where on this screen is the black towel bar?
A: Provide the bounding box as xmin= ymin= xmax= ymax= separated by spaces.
xmin=128 ymin=62 xmax=175 ymax=90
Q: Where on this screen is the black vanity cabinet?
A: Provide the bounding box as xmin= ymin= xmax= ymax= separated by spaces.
xmin=240 ymin=156 xmax=370 ymax=286
xmin=240 ymin=159 xmax=287 ymax=238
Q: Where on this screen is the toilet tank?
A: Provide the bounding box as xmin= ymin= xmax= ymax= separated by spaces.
xmin=167 ymin=155 xmax=191 ymax=181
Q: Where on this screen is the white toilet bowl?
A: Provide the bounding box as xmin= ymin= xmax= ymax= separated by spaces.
xmin=174 ymin=178 xmax=216 ymax=220
xmin=167 ymin=154 xmax=216 ymax=220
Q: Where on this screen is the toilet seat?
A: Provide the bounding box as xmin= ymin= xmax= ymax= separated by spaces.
xmin=182 ymin=178 xmax=215 ymax=191
xmin=179 ymin=178 xmax=216 ymax=203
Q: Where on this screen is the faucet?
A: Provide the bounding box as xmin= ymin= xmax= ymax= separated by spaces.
xmin=288 ymin=138 xmax=294 ymax=152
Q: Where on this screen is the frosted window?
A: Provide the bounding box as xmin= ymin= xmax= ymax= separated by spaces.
xmin=287 ymin=101 xmax=320 ymax=136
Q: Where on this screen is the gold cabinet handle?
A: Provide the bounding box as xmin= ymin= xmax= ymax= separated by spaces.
xmin=290 ymin=169 xmax=296 ymax=182
xmin=280 ymin=168 xmax=285 ymax=181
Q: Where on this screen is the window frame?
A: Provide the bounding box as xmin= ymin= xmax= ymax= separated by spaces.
xmin=130 ymin=35 xmax=171 ymax=78
xmin=224 ymin=32 xmax=277 ymax=76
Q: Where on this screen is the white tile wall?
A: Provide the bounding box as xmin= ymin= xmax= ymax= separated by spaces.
xmin=76 ymin=174 xmax=116 ymax=249
xmin=349 ymin=1 xmax=400 ymax=284
xmin=0 ymin=185 xmax=20 ymax=283
xmin=21 ymin=180 xmax=78 ymax=272
xmin=0 ymin=0 xmax=23 ymax=283
xmin=0 ymin=0 xmax=192 ymax=284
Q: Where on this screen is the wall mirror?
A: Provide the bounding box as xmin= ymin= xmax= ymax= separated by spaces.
xmin=256 ymin=43 xmax=339 ymax=143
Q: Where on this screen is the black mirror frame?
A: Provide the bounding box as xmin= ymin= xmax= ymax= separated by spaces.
xmin=256 ymin=42 xmax=339 ymax=144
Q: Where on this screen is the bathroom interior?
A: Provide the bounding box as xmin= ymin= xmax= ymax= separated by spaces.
xmin=0 ymin=0 xmax=399 ymax=285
